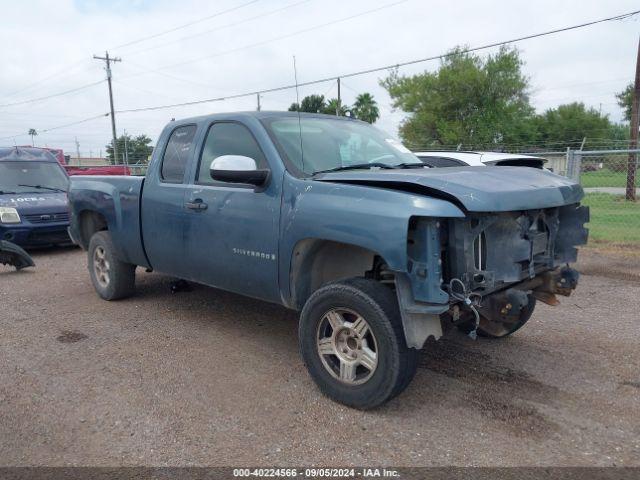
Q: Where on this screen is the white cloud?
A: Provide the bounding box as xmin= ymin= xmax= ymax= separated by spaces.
xmin=0 ymin=0 xmax=637 ymax=155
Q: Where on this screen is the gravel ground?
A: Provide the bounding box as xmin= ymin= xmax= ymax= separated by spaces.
xmin=0 ymin=247 xmax=639 ymax=467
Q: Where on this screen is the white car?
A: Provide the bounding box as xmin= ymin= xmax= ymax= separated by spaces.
xmin=414 ymin=151 xmax=547 ymax=169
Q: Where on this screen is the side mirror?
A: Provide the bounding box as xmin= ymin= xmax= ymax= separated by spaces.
xmin=210 ymin=155 xmax=269 ymax=186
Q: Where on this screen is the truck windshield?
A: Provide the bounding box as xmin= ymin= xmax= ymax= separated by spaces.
xmin=0 ymin=162 xmax=69 ymax=194
xmin=262 ymin=116 xmax=421 ymax=175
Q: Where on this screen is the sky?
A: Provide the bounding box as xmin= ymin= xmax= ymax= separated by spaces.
xmin=0 ymin=0 xmax=638 ymax=158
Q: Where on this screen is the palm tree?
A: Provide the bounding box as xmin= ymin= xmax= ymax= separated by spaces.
xmin=352 ymin=93 xmax=380 ymax=124
xmin=323 ymin=98 xmax=348 ymax=116
xmin=28 ymin=128 xmax=37 ymax=146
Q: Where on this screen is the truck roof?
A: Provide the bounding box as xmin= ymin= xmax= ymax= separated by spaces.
xmin=172 ymin=110 xmax=364 ymax=125
xmin=0 ymin=146 xmax=60 ymax=163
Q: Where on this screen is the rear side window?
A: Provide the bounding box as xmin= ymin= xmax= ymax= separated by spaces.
xmin=161 ymin=125 xmax=196 ymax=183
xmin=197 ymin=122 xmax=266 ymax=184
xmin=495 ymin=159 xmax=544 ymax=169
xmin=417 ymin=156 xmax=465 ymax=168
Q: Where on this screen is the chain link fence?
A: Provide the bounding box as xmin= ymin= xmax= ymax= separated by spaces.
xmin=524 ymin=149 xmax=639 ymax=251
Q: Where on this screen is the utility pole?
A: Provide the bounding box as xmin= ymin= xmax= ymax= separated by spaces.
xmin=256 ymin=93 xmax=261 ymax=111
xmin=336 ymin=77 xmax=341 ymax=116
xmin=74 ymin=137 xmax=80 ymax=165
xmin=627 ymin=37 xmax=639 ymax=201
xmin=123 ymin=129 xmax=129 ymax=167
xmin=93 ymin=51 xmax=121 ymax=163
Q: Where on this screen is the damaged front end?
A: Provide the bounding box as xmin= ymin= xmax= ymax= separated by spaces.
xmin=0 ymin=240 xmax=35 ymax=270
xmin=445 ymin=203 xmax=589 ymax=295
xmin=397 ymin=203 xmax=589 ymax=347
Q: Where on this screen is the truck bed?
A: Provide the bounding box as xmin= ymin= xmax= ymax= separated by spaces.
xmin=68 ymin=175 xmax=148 ymax=268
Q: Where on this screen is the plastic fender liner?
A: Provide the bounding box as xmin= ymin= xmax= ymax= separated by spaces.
xmin=0 ymin=240 xmax=35 ymax=270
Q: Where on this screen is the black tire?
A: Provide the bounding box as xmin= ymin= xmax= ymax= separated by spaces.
xmin=299 ymin=278 xmax=418 ymax=409
xmin=88 ymin=231 xmax=136 ymax=300
xmin=457 ymin=295 xmax=536 ymax=339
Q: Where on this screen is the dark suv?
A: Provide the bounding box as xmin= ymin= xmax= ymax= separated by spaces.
xmin=0 ymin=147 xmax=71 ymax=247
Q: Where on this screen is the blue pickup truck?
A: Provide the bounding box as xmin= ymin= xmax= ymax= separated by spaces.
xmin=0 ymin=147 xmax=71 ymax=247
xmin=68 ymin=112 xmax=588 ymax=409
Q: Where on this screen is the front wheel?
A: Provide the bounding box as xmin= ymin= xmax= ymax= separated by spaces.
xmin=299 ymin=278 xmax=418 ymax=410
xmin=88 ymin=231 xmax=136 ymax=300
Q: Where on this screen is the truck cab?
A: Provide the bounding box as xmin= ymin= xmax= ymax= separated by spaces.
xmin=68 ymin=112 xmax=588 ymax=409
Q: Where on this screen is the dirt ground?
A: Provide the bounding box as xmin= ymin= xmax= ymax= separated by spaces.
xmin=0 ymin=247 xmax=638 ymax=467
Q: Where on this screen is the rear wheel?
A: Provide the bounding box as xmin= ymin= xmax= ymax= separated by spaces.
xmin=299 ymin=278 xmax=418 ymax=409
xmin=88 ymin=231 xmax=135 ymax=300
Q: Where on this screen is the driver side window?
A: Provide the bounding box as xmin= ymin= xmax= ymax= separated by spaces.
xmin=197 ymin=122 xmax=267 ymax=185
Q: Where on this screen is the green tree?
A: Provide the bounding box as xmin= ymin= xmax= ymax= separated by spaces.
xmin=351 ymin=93 xmax=380 ymax=123
xmin=288 ymin=94 xmax=327 ymax=113
xmin=381 ymin=46 xmax=535 ymax=149
xmin=106 ymin=133 xmax=153 ymax=165
xmin=28 ymin=128 xmax=37 ymax=146
xmin=322 ymin=98 xmax=348 ymax=116
xmin=616 ymin=83 xmax=633 ymax=122
xmin=534 ymin=102 xmax=614 ymax=149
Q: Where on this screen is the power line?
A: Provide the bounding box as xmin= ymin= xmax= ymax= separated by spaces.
xmin=114 ymin=8 xmax=640 ymax=115
xmin=0 ymin=80 xmax=105 ymax=109
xmin=111 ymin=0 xmax=262 ymax=50
xmin=111 ymin=79 xmax=188 ymax=102
xmin=136 ymin=0 xmax=409 ymax=74
xmin=534 ymin=89 xmax=631 ymax=103
xmin=0 ymin=2 xmax=261 ymax=104
xmin=126 ymin=0 xmax=312 ymax=57
xmin=121 ymin=61 xmax=223 ymax=90
xmin=42 ymin=113 xmax=111 ymax=133
xmin=0 ymin=59 xmax=92 ymax=102
xmin=0 ymin=113 xmax=110 ymax=141
xmin=0 ymin=111 xmax=89 ymax=119
xmin=530 ymin=76 xmax=631 ymax=93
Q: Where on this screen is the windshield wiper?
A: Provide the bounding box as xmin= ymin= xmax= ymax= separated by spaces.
xmin=0 ymin=190 xmax=17 ymax=195
xmin=395 ymin=162 xmax=428 ymax=169
xmin=313 ymin=162 xmax=398 ymax=175
xmin=17 ymin=184 xmax=66 ymax=193
xmin=313 ymin=161 xmax=429 ymax=175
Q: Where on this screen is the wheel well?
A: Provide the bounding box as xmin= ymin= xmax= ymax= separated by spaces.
xmin=290 ymin=239 xmax=391 ymax=309
xmin=78 ymin=210 xmax=108 ymax=249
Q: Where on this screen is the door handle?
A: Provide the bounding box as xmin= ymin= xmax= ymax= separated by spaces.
xmin=185 ymin=199 xmax=208 ymax=211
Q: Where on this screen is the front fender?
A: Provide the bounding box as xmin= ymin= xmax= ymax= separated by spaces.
xmin=278 ymin=175 xmax=464 ymax=307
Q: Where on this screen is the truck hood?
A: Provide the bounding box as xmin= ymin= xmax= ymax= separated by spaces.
xmin=313 ymin=166 xmax=583 ymax=212
xmin=0 ymin=191 xmax=69 ymax=214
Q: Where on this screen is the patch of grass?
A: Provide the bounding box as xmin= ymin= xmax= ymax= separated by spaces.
xmin=582 ymin=193 xmax=640 ymax=246
xmin=581 ymin=170 xmax=636 ymax=188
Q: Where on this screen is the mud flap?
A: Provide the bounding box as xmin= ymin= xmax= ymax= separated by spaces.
xmin=395 ymin=273 xmax=448 ymax=348
xmin=0 ymin=240 xmax=35 ymax=270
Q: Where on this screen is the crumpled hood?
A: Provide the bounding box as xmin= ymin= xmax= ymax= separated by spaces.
xmin=314 ymin=166 xmax=583 ymax=212
xmin=0 ymin=192 xmax=69 ymax=214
